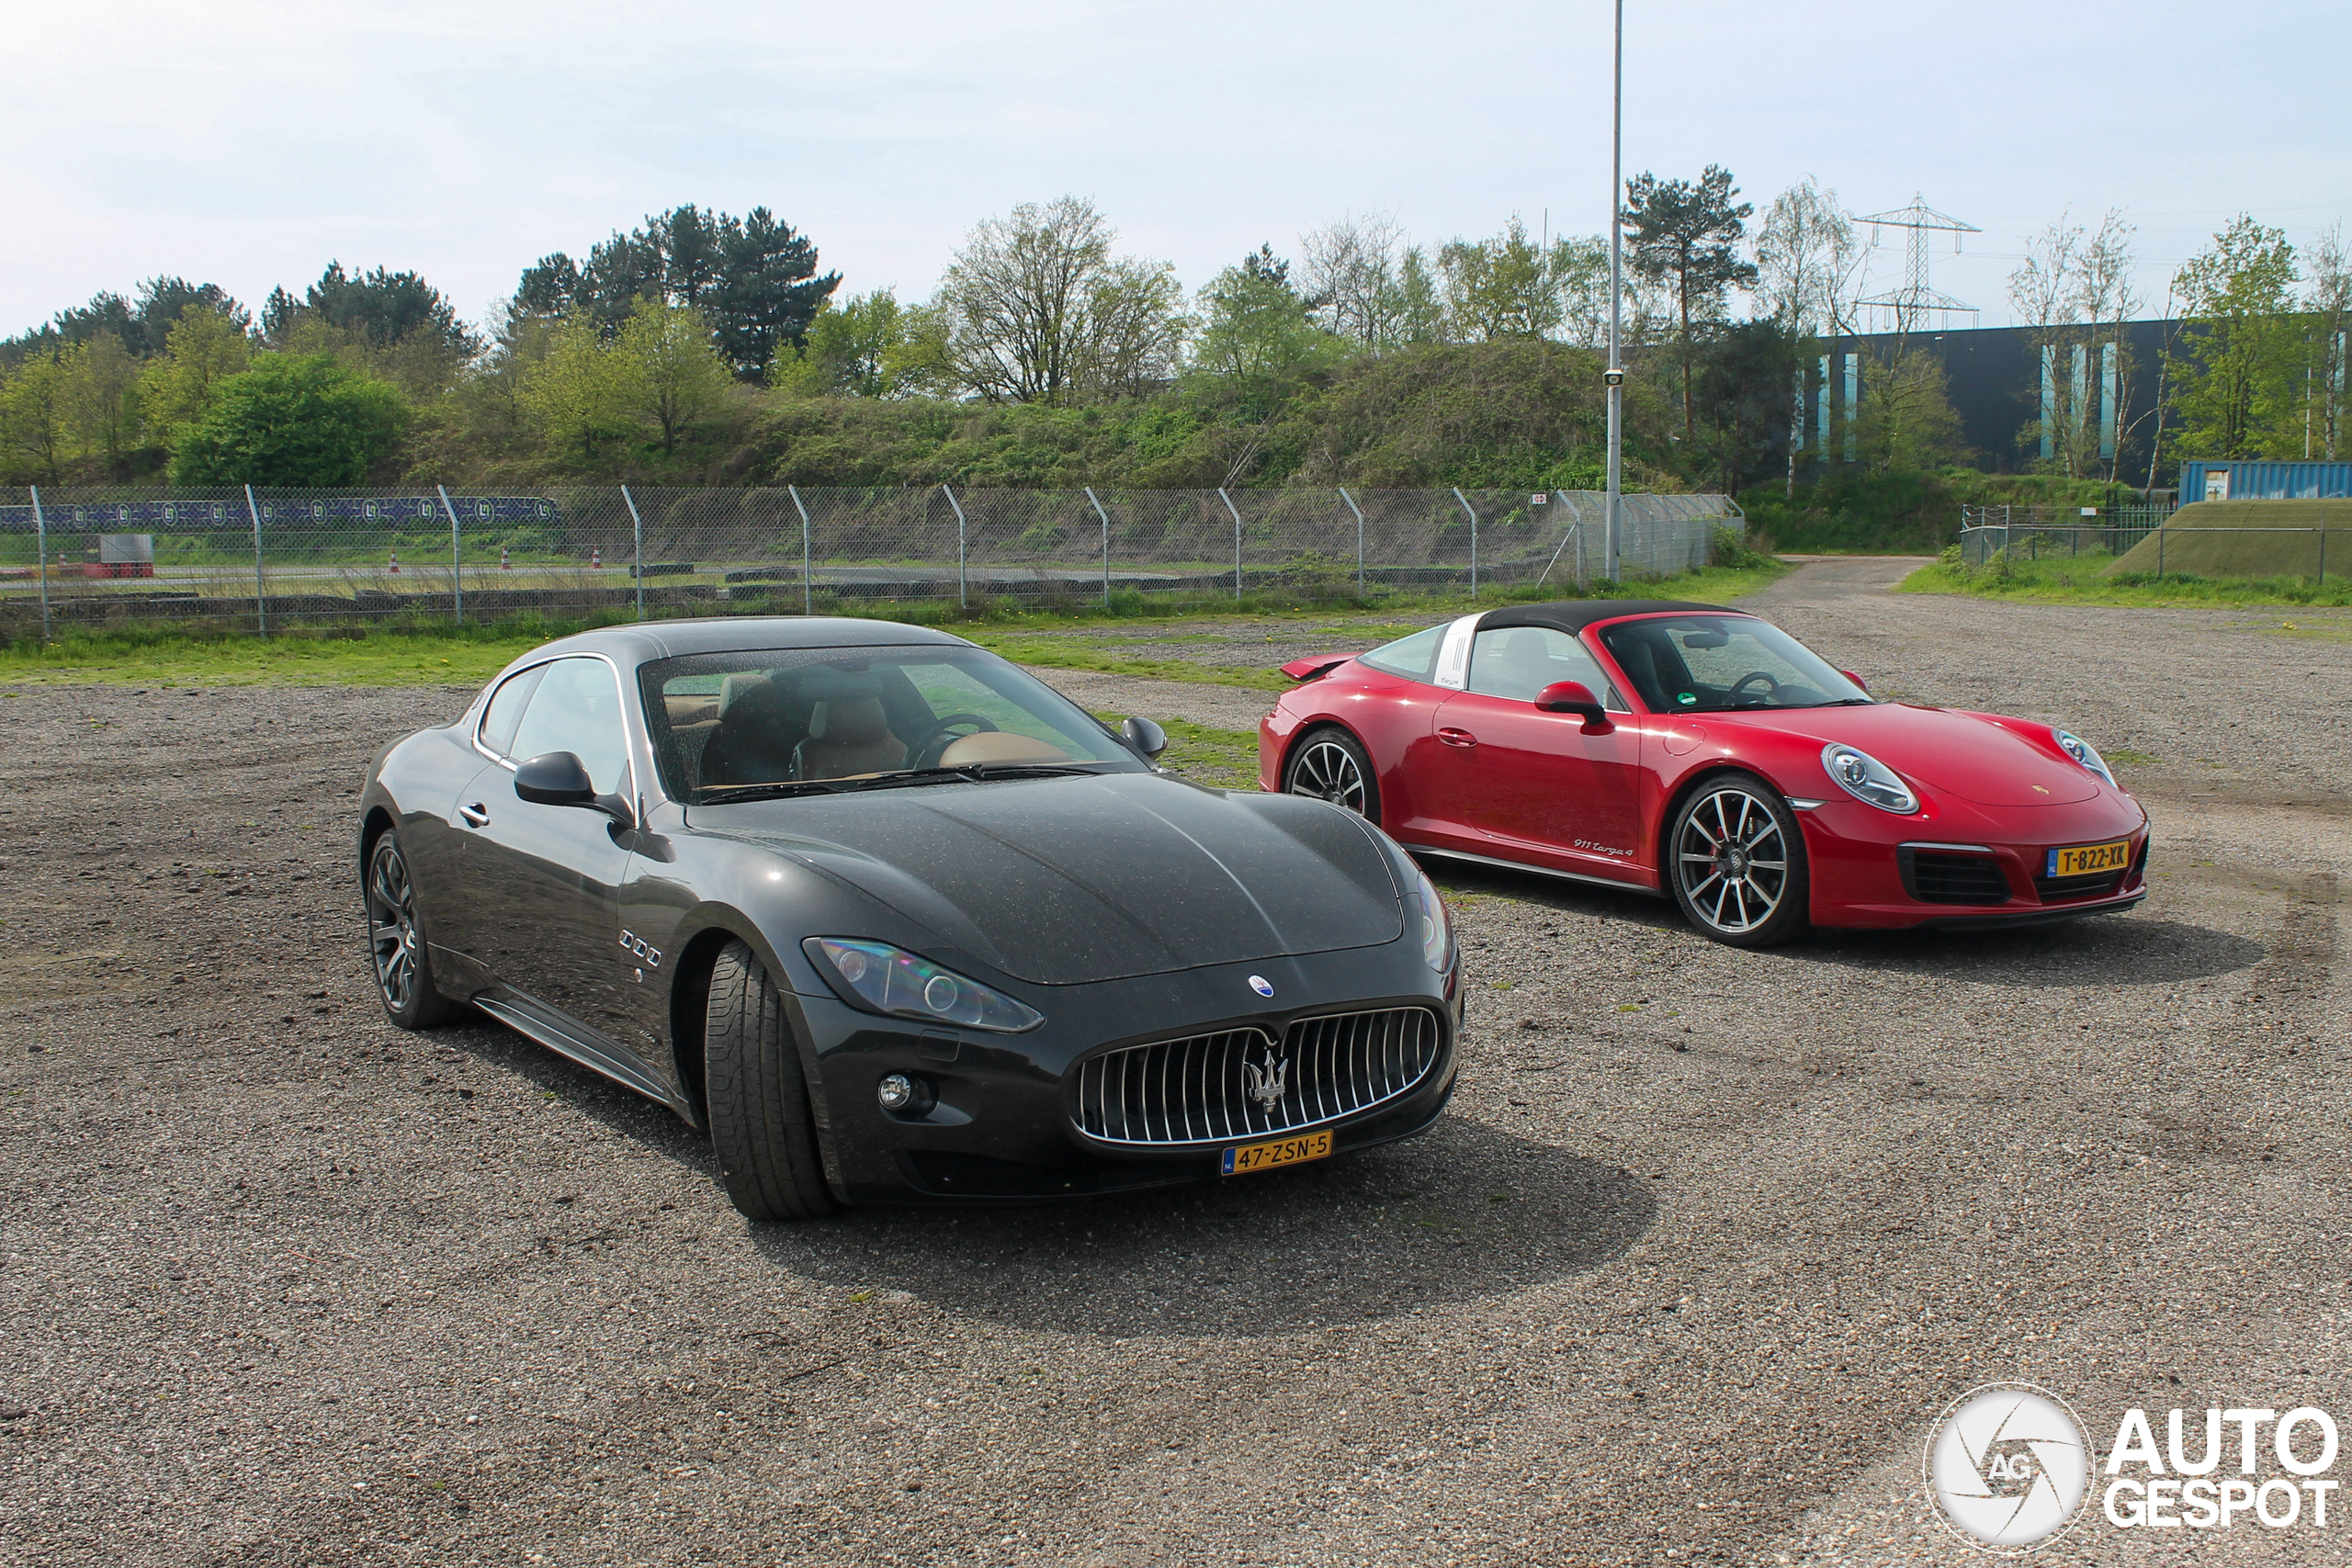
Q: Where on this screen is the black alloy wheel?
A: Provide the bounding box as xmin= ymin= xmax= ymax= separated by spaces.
xmin=1668 ymin=773 xmax=1809 ymax=947
xmin=364 ymin=831 xmax=459 ymax=1028
xmin=703 ymin=940 xmax=841 ymax=1221
xmin=1284 ymin=729 xmax=1379 ymax=823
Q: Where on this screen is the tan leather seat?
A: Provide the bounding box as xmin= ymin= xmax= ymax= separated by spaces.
xmin=795 ymin=696 xmax=906 ymax=780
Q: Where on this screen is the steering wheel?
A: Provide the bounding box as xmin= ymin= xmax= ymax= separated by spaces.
xmin=908 ymin=713 xmax=999 ymax=769
xmin=1728 ymin=671 xmax=1782 ymax=704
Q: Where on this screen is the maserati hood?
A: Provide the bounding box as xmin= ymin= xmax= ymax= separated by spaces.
xmin=1727 ymin=703 xmax=2102 ymax=807
xmin=695 ymin=773 xmax=1404 ymax=985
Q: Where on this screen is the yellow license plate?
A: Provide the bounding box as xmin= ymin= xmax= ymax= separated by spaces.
xmin=1221 ymin=1129 xmax=1332 ymax=1176
xmin=2048 ymin=839 xmax=2131 ymax=877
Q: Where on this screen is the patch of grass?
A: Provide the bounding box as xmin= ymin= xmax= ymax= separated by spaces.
xmin=1094 ymin=713 xmax=1262 ymax=790
xmin=1897 ymin=553 xmax=2352 ymax=609
xmin=0 ymin=558 xmax=1787 ymax=687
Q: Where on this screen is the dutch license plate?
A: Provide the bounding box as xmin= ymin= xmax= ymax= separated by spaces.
xmin=1221 ymin=1129 xmax=1333 ymax=1176
xmin=2047 ymin=839 xmax=2131 ymax=877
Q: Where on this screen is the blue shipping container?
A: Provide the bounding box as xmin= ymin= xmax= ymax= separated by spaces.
xmin=2178 ymin=460 xmax=2352 ymax=502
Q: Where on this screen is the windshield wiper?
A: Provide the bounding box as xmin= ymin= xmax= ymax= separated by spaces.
xmin=699 ymin=779 xmax=865 ymax=803
xmin=839 ymin=763 xmax=1103 ymax=791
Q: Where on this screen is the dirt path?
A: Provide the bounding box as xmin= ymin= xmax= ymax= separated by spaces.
xmin=2 ymin=575 xmax=2348 ymax=1566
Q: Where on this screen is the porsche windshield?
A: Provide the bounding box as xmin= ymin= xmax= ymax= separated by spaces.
xmin=1595 ymin=615 xmax=1870 ymax=714
xmin=639 ymin=646 xmax=1143 ymax=804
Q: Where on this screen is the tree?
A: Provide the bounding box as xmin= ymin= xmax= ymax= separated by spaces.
xmin=1438 ymin=219 xmax=1564 ymax=341
xmin=2007 ymin=209 xmax=2143 ymax=479
xmin=262 ymin=262 xmax=479 ymax=360
xmin=773 ymin=290 xmax=933 ymax=400
xmin=1300 ymin=213 xmax=1405 ymax=348
xmin=1851 ymin=350 xmax=1966 ymax=473
xmin=0 ymin=353 xmax=72 ymax=481
xmin=1755 ymin=177 xmax=1860 ymax=493
xmin=519 ymin=311 xmax=632 ymax=467
xmin=711 ymin=208 xmax=841 ymax=380
xmin=614 ymin=296 xmax=732 ymax=456
xmin=1692 ymin=320 xmax=1798 ymax=492
xmin=1192 ymin=245 xmax=1342 ymax=412
xmin=931 ymin=197 xmax=1186 ymax=404
xmin=140 ymin=304 xmax=254 ymax=444
xmin=2166 ymin=216 xmax=2301 ymax=461
xmin=2 ymin=276 xmax=247 ymax=369
xmin=169 ymin=353 xmax=407 ymax=485
xmin=62 ymin=333 xmax=143 ymax=466
xmin=1623 ymin=165 xmax=1759 ymax=445
xmin=2305 ymin=224 xmax=2348 ymax=461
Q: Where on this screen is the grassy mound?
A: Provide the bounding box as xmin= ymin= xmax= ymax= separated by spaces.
xmin=2108 ymin=500 xmax=2352 ymax=579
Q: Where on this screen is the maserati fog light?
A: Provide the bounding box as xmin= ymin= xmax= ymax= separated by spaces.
xmin=876 ymin=1073 xmax=934 ymax=1116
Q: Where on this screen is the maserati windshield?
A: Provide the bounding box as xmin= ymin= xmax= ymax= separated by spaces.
xmin=1596 ymin=615 xmax=1871 ymax=714
xmin=638 ymin=646 xmax=1143 ymax=804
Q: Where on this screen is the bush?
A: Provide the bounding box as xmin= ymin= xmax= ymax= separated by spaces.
xmin=171 ymin=353 xmax=408 ymax=486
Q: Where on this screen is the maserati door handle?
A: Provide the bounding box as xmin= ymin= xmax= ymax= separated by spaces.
xmin=1437 ymin=728 xmax=1477 ymax=749
xmin=458 ymin=803 xmax=491 ymax=827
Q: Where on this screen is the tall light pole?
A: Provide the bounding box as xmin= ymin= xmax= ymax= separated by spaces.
xmin=1602 ymin=0 xmax=1624 ymax=582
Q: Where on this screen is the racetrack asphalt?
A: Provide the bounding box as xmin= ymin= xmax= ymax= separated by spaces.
xmin=2 ymin=560 xmax=2348 ymax=1565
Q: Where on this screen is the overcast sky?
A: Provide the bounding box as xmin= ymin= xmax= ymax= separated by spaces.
xmin=6 ymin=0 xmax=2346 ymax=338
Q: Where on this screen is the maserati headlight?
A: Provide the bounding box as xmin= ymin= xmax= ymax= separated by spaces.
xmin=1413 ymin=865 xmax=1455 ymax=972
xmin=805 ymin=938 xmax=1043 ymax=1032
xmin=1820 ymin=742 xmax=1919 ymax=815
xmin=2052 ymin=728 xmax=2115 ymax=785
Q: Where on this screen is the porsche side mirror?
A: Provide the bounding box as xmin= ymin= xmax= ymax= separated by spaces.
xmin=514 ymin=751 xmax=596 ymax=806
xmin=1535 ymin=681 xmax=1613 ymax=733
xmin=514 ymin=751 xmax=637 ymax=829
xmin=1841 ymin=670 xmax=1870 ymax=692
xmin=1122 ymin=716 xmax=1169 ymax=761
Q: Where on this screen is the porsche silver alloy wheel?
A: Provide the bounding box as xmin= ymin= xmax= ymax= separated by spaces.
xmin=1676 ymin=784 xmax=1791 ymax=935
xmin=1289 ymin=738 xmax=1368 ymax=815
xmin=366 ymin=836 xmax=426 ymax=1015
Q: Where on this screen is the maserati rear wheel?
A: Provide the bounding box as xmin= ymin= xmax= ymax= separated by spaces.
xmin=1284 ymin=728 xmax=1379 ymax=823
xmin=363 ymin=830 xmax=460 ymax=1029
xmin=1668 ymin=773 xmax=1809 ymax=948
xmin=704 ymin=939 xmax=842 ymax=1221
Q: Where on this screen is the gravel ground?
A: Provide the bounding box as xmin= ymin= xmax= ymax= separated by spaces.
xmin=3 ymin=564 xmax=2349 ymax=1566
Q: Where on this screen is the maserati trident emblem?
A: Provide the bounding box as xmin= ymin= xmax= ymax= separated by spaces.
xmin=1248 ymin=975 xmax=1275 ymax=998
xmin=1241 ymin=1049 xmax=1289 ymax=1111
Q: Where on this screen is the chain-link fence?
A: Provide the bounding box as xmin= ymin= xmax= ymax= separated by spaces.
xmin=1955 ymin=504 xmax=2173 ymax=568
xmin=1958 ymin=509 xmax=2346 ymax=582
xmin=0 ymin=484 xmax=1743 ymax=638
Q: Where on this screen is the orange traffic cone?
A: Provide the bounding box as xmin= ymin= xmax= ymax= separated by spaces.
xmin=389 ymin=547 xmax=400 ymax=574
xmin=501 ymin=547 xmax=511 ymax=570
xmin=591 ymin=547 xmax=603 ymax=570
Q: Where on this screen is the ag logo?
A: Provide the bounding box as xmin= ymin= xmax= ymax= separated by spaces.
xmin=1924 ymin=1382 xmax=2090 ymax=1552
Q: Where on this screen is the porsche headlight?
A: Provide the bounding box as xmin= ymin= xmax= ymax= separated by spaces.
xmin=1820 ymin=742 xmax=1918 ymax=815
xmin=2052 ymin=728 xmax=2115 ymax=785
xmin=1413 ymin=865 xmax=1455 ymax=972
xmin=805 ymin=938 xmax=1043 ymax=1033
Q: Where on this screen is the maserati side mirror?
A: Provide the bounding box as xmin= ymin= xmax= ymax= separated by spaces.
xmin=514 ymin=751 xmax=636 ymax=829
xmin=1535 ymin=681 xmax=1613 ymax=733
xmin=1122 ymin=716 xmax=1169 ymax=761
xmin=514 ymin=751 xmax=596 ymax=806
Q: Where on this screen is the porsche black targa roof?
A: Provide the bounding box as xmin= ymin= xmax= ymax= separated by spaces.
xmin=1479 ymin=600 xmax=1738 ymax=634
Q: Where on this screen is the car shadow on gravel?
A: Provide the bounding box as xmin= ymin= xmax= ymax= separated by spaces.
xmin=747 ymin=1114 xmax=1655 ymax=1338
xmin=1783 ymin=914 xmax=2267 ymax=988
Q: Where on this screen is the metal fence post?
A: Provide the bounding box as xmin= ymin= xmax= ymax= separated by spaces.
xmin=1451 ymin=487 xmax=1479 ymax=597
xmin=941 ymin=484 xmax=968 ymax=610
xmin=28 ymin=486 xmax=50 ymax=645
xmin=786 ymin=485 xmax=813 ymax=615
xmin=436 ymin=484 xmax=464 ymax=628
xmin=244 ymin=484 xmax=266 ymax=637
xmin=620 ymin=485 xmax=647 ymax=621
xmin=1084 ymin=486 xmax=1112 ymax=608
xmin=1338 ymin=488 xmax=1365 ymax=598
xmin=1218 ymin=488 xmax=1243 ymax=603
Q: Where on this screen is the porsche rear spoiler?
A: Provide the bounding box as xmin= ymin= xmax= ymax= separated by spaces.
xmin=1280 ymin=652 xmax=1365 ymax=682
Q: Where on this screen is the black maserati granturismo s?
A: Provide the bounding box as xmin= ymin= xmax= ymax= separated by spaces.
xmin=357 ymin=617 xmax=1462 ymax=1219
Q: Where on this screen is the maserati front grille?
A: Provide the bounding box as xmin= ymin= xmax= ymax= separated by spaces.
xmin=1070 ymin=1007 xmax=1443 ymax=1147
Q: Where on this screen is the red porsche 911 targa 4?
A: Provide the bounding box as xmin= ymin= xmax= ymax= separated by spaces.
xmin=1259 ymin=600 xmax=2151 ymax=947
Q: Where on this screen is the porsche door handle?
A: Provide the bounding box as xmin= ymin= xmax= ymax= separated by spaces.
xmin=1437 ymin=728 xmax=1478 ymax=749
xmin=458 ymin=803 xmax=490 ymax=827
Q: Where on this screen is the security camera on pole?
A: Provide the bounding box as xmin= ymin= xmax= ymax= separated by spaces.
xmin=1603 ymin=0 xmax=1625 ymax=584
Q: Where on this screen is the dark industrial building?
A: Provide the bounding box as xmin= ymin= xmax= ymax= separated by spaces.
xmin=1804 ymin=321 xmax=2175 ymax=483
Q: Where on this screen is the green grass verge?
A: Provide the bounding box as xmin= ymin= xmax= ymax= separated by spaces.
xmin=1897 ymin=556 xmax=2352 ymax=608
xmin=0 ymin=558 xmax=1787 ymax=688
xmin=1091 ymin=713 xmax=1262 ymax=791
